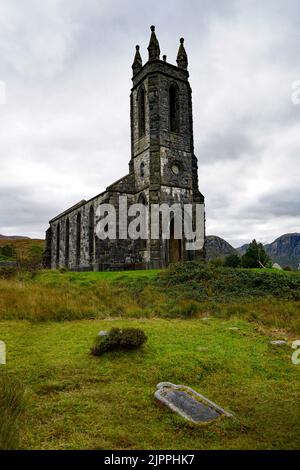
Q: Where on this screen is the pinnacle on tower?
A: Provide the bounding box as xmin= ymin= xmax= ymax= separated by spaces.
xmin=132 ymin=45 xmax=143 ymax=75
xmin=176 ymin=37 xmax=188 ymax=69
xmin=147 ymin=25 xmax=160 ymax=61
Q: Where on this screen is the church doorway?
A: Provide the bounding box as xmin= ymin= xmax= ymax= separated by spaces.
xmin=169 ymin=218 xmax=182 ymax=263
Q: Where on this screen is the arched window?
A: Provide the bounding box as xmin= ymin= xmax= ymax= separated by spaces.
xmin=65 ymin=218 xmax=70 ymax=267
xmin=169 ymin=84 xmax=180 ymax=133
xmin=88 ymin=206 xmax=94 ymax=263
xmin=76 ymin=212 xmax=81 ymax=265
xmin=169 ymin=217 xmax=182 ymax=263
xmin=138 ymin=193 xmax=147 ymax=249
xmin=140 ymin=162 xmax=145 ymax=178
xmin=138 ymin=86 xmax=146 ymax=138
xmin=56 ymin=223 xmax=60 ymax=266
xmin=138 ymin=193 xmax=147 ymax=206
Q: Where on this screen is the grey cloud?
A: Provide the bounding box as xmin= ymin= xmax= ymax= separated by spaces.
xmin=197 ymin=127 xmax=261 ymax=162
xmin=243 ymin=189 xmax=300 ymax=219
xmin=0 ymin=0 xmax=299 ymax=245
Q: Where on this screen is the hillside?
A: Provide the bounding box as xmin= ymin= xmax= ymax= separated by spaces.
xmin=0 ymin=237 xmax=45 ymax=263
xmin=208 ymin=233 xmax=300 ymax=269
xmin=237 ymin=233 xmax=300 ymax=269
xmin=236 ymin=243 xmax=249 ymax=256
xmin=0 ymin=234 xmax=30 ymax=240
xmin=205 ymin=235 xmax=237 ymax=260
xmin=264 ymin=233 xmax=300 ymax=269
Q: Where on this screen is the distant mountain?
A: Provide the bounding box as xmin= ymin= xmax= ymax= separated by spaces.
xmin=205 ymin=235 xmax=237 ymax=260
xmin=264 ymin=233 xmax=300 ymax=269
xmin=0 ymin=234 xmax=30 ymax=240
xmin=207 ymin=233 xmax=300 ymax=269
xmin=236 ymin=244 xmax=249 ymax=256
xmin=236 ymin=234 xmax=300 ymax=269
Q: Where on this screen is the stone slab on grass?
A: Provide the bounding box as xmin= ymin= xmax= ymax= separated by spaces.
xmin=155 ymin=382 xmax=233 ymax=424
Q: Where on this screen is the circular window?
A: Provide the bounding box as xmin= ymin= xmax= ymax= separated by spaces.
xmin=171 ymin=164 xmax=180 ymax=175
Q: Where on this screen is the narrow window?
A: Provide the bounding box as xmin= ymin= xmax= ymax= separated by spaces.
xmin=169 ymin=84 xmax=179 ymax=133
xmin=140 ymin=162 xmax=145 ymax=178
xmin=138 ymin=87 xmax=146 ymax=137
xmin=89 ymin=206 xmax=94 ymax=262
xmin=138 ymin=193 xmax=147 ymax=249
xmin=65 ymin=218 xmax=70 ymax=267
xmin=56 ymin=223 xmax=60 ymax=266
xmin=76 ymin=212 xmax=81 ymax=265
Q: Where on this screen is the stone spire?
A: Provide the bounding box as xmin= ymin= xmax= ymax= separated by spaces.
xmin=132 ymin=45 xmax=143 ymax=75
xmin=147 ymin=25 xmax=160 ymax=61
xmin=176 ymin=37 xmax=188 ymax=69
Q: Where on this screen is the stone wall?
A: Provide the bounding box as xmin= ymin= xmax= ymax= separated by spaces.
xmin=45 ymin=53 xmax=205 ymax=271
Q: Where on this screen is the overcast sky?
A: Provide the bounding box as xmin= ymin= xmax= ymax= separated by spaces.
xmin=0 ymin=0 xmax=299 ymax=246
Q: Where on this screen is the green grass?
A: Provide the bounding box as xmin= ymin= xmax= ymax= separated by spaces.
xmin=1 ymin=265 xmax=300 ymax=333
xmin=0 ymin=373 xmax=26 ymax=449
xmin=36 ymin=268 xmax=160 ymax=285
xmin=1 ymin=264 xmax=299 ymax=449
xmin=1 ymin=318 xmax=299 ymax=450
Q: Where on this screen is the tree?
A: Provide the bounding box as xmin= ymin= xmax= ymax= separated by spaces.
xmin=224 ymin=253 xmax=241 ymax=268
xmin=241 ymin=239 xmax=271 ymax=268
xmin=0 ymin=244 xmax=15 ymax=259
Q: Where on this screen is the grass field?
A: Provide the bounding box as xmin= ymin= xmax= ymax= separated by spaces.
xmin=0 ymin=264 xmax=300 ymax=449
xmin=1 ymin=317 xmax=299 ymax=450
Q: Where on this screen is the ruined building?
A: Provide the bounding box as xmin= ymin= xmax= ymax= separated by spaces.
xmin=44 ymin=26 xmax=205 ymax=271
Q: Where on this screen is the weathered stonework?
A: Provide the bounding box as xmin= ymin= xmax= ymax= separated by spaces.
xmin=44 ymin=27 xmax=205 ymax=271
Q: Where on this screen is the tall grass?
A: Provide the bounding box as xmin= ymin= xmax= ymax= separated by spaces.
xmin=0 ymin=266 xmax=299 ymax=333
xmin=0 ymin=374 xmax=25 ymax=449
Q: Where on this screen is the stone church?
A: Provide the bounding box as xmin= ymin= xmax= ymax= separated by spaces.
xmin=44 ymin=26 xmax=205 ymax=271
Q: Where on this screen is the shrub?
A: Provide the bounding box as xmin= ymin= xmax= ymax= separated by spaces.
xmin=209 ymin=258 xmax=224 ymax=268
xmin=91 ymin=328 xmax=147 ymax=356
xmin=0 ymin=266 xmax=18 ymax=279
xmin=158 ymin=262 xmax=300 ymax=302
xmin=0 ymin=374 xmax=26 ymax=449
xmin=0 ymin=245 xmax=15 ymax=259
xmin=224 ymin=253 xmax=241 ymax=268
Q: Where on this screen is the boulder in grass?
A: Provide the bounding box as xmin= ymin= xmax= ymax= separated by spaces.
xmin=91 ymin=328 xmax=147 ymax=356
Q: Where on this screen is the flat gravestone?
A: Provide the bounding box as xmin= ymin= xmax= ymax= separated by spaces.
xmin=155 ymin=382 xmax=233 ymax=424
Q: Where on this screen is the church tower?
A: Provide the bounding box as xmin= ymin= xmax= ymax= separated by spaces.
xmin=130 ymin=26 xmax=205 ymax=266
xmin=45 ymin=26 xmax=205 ymax=272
